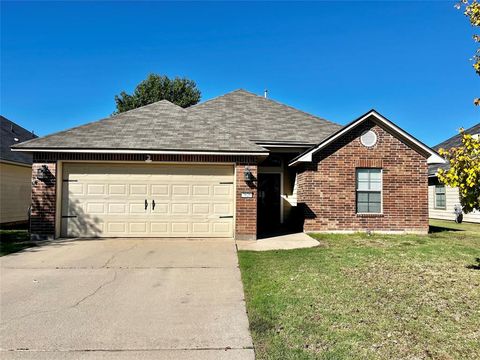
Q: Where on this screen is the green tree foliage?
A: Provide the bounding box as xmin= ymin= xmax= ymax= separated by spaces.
xmin=456 ymin=0 xmax=480 ymax=104
xmin=114 ymin=74 xmax=201 ymax=113
xmin=438 ymin=131 xmax=480 ymax=213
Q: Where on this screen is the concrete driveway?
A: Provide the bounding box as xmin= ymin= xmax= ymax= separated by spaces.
xmin=0 ymin=238 xmax=254 ymax=359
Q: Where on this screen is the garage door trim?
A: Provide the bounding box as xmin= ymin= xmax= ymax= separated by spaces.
xmin=57 ymin=161 xmax=236 ymax=238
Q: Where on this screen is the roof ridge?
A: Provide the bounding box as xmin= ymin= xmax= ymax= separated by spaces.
xmin=188 ymin=89 xmax=248 ymax=110
xmin=116 ymin=99 xmax=186 ymax=114
xmin=1 ymin=115 xmax=36 ymax=137
xmin=433 ymin=122 xmax=480 ymax=149
xmin=463 ymin=122 xmax=480 ymax=133
xmin=190 ymin=89 xmax=340 ymax=127
xmin=240 ymin=90 xmax=341 ymax=127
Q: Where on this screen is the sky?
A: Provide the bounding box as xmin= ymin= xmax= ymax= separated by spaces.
xmin=1 ymin=1 xmax=479 ymax=147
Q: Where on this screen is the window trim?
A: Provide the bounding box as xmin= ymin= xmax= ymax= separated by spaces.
xmin=356 ymin=168 xmax=383 ymax=215
xmin=434 ymin=184 xmax=446 ymax=210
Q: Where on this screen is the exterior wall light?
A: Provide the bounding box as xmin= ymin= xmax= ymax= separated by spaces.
xmin=244 ymin=166 xmax=254 ymax=182
xmin=36 ymin=165 xmax=49 ymax=181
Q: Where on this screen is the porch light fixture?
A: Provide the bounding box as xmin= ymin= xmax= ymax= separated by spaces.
xmin=244 ymin=166 xmax=254 ymax=182
xmin=145 ymin=155 xmax=152 ymax=163
xmin=36 ymin=165 xmax=49 ymax=181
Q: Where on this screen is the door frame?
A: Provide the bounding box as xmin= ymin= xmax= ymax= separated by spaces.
xmin=56 ymin=161 xmax=236 ymax=238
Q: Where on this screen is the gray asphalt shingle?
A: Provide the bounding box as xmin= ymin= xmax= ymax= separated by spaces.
xmin=1 ymin=116 xmax=37 ymax=164
xmin=13 ymin=89 xmax=342 ymax=153
xmin=428 ymin=122 xmax=480 ymax=176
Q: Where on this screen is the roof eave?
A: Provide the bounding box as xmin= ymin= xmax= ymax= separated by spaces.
xmin=289 ymin=109 xmax=447 ymax=167
xmin=11 ymin=147 xmax=269 ymax=157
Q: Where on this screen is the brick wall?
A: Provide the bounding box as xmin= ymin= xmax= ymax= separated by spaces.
xmin=235 ymin=163 xmax=258 ymax=240
xmin=31 ymin=162 xmax=56 ymax=240
xmin=296 ymin=118 xmax=429 ymax=233
xmin=30 ymin=154 xmax=259 ymax=240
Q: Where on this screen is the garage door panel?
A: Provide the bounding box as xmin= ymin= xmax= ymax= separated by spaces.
xmin=108 ymin=203 xmax=126 ymax=214
xmin=213 ymin=203 xmax=232 ymax=215
xmin=192 ymin=185 xmax=210 ymax=196
xmin=171 ymin=185 xmax=190 ymax=196
xmin=86 ymin=203 xmax=105 ymax=214
xmin=152 ymin=203 xmax=169 ymax=214
xmin=129 ymin=222 xmax=147 ymax=233
xmin=128 ymin=202 xmax=146 ymax=214
xmin=62 ymin=164 xmax=234 ymax=238
xmin=130 ymin=184 xmax=148 ymax=196
xmin=171 ymin=223 xmax=189 ymax=234
xmin=150 ymin=222 xmax=169 ymax=234
xmin=213 ymin=185 xmax=231 ymax=196
xmin=151 ymin=185 xmax=169 ymax=196
xmin=86 ymin=184 xmax=105 ymax=195
xmin=108 ymin=184 xmax=127 ymax=195
xmin=192 ymin=223 xmax=209 ymax=233
xmin=213 ymin=222 xmax=231 ymax=235
xmin=192 ymin=203 xmax=209 ymax=214
xmin=108 ymin=222 xmax=128 ymax=233
xmin=171 ymin=203 xmax=189 ymax=214
xmin=65 ymin=218 xmax=104 ymax=238
xmin=69 ymin=183 xmax=84 ymax=196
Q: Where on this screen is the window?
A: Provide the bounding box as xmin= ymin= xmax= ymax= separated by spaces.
xmin=360 ymin=130 xmax=377 ymax=147
xmin=356 ymin=169 xmax=382 ymax=213
xmin=434 ymin=185 xmax=446 ymax=209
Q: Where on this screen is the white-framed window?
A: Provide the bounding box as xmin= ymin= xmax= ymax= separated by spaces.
xmin=434 ymin=185 xmax=446 ymax=209
xmin=356 ymin=168 xmax=382 ymax=214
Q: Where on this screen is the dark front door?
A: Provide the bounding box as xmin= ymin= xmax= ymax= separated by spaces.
xmin=257 ymin=173 xmax=281 ymax=234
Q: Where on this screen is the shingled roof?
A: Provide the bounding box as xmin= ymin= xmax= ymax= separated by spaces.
xmin=428 ymin=122 xmax=480 ymax=176
xmin=13 ymin=90 xmax=341 ymax=153
xmin=1 ymin=116 xmax=37 ymax=165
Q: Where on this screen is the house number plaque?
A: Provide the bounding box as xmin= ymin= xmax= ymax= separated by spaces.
xmin=241 ymin=192 xmax=253 ymax=198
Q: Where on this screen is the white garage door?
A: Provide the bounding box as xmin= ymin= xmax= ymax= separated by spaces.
xmin=61 ymin=163 xmax=235 ymax=238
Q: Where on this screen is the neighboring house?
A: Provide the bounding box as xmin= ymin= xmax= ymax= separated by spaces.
xmin=12 ymin=90 xmax=443 ymax=240
xmin=0 ymin=116 xmax=37 ymax=226
xmin=428 ymin=123 xmax=480 ymax=224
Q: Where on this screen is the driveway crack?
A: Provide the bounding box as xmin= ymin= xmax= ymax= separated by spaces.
xmin=71 ymin=270 xmax=118 ymax=308
xmin=102 ymin=243 xmax=139 ymax=268
xmin=1 ymin=271 xmax=118 ymax=325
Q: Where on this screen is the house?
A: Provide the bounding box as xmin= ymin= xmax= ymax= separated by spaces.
xmin=12 ymin=90 xmax=443 ymax=240
xmin=428 ymin=123 xmax=480 ymax=223
xmin=0 ymin=116 xmax=37 ymax=226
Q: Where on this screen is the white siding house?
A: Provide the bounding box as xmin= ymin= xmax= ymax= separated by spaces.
xmin=428 ymin=184 xmax=480 ymax=223
xmin=0 ymin=116 xmax=37 ymax=226
xmin=428 ymin=122 xmax=480 ymax=224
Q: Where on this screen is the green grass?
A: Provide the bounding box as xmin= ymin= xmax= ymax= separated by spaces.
xmin=238 ymin=220 xmax=480 ymax=359
xmin=0 ymin=230 xmax=37 ymax=256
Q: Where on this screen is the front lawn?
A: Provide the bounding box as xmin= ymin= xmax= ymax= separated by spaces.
xmin=0 ymin=230 xmax=37 ymax=256
xmin=238 ymin=220 xmax=480 ymax=359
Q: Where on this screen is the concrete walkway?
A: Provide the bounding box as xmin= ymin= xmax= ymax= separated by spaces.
xmin=236 ymin=232 xmax=319 ymax=251
xmin=0 ymin=238 xmax=254 ymax=360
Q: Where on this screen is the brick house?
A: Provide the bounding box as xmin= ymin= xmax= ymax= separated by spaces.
xmin=12 ymin=90 xmax=444 ymax=240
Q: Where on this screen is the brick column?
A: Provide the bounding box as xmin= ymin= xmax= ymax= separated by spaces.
xmin=30 ymin=162 xmax=56 ymax=240
xmin=235 ymin=163 xmax=257 ymax=240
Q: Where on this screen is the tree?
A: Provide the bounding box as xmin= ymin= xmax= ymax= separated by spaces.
xmin=456 ymin=0 xmax=480 ymax=104
xmin=114 ymin=74 xmax=201 ymax=113
xmin=439 ymin=2 xmax=480 ymax=213
xmin=437 ymin=130 xmax=480 ymax=213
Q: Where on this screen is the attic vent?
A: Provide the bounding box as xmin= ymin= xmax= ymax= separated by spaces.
xmin=360 ymin=130 xmax=377 ymax=147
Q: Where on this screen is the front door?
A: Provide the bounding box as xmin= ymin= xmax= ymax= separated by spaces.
xmin=257 ymin=173 xmax=281 ymax=234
